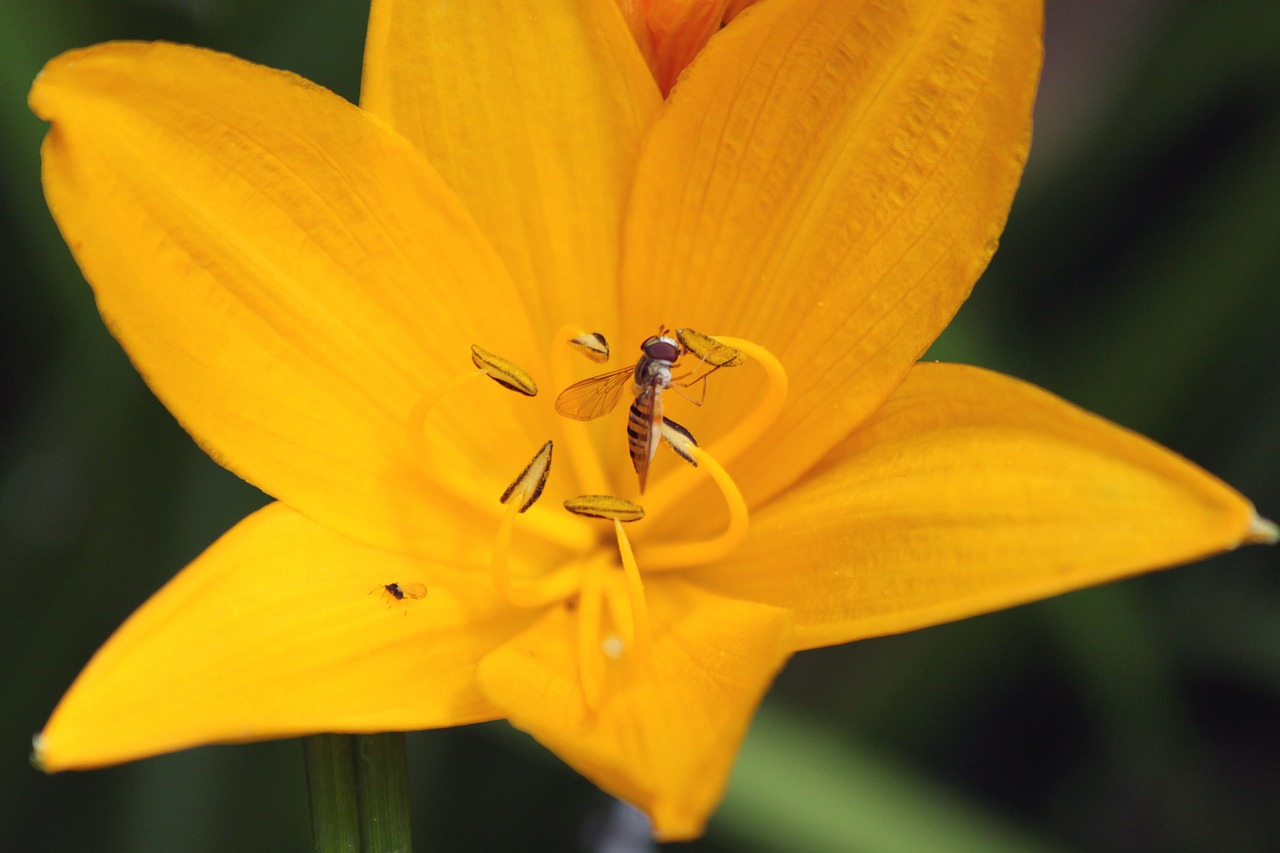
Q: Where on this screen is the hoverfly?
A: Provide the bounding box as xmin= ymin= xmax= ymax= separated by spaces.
xmin=555 ymin=330 xmax=730 ymax=492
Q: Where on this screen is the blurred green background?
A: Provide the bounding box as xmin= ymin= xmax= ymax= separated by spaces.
xmin=2 ymin=0 xmax=1278 ymax=850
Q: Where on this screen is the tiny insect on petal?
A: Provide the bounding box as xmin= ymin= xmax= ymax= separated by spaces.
xmin=568 ymin=332 xmax=610 ymax=364
xmin=379 ymin=581 xmax=428 ymax=601
xmin=563 ymin=495 xmax=646 ymax=522
xmin=500 ymin=440 xmax=553 ymax=512
xmin=676 ymin=328 xmax=745 ymax=368
xmin=471 ymin=344 xmax=538 ymax=396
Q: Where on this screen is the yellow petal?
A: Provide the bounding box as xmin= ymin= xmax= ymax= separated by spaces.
xmin=37 ymin=503 xmax=533 ymax=772
xmin=620 ymin=0 xmax=1042 ymax=504
xmin=615 ymin=0 xmax=659 ymax=71
xmin=362 ymin=0 xmax=661 ymax=339
xmin=30 ymin=42 xmax=548 ymax=556
xmin=689 ymin=363 xmax=1261 ymax=650
xmin=475 ymin=576 xmax=791 ymax=840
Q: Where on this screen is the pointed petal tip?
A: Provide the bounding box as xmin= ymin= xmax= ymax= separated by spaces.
xmin=1246 ymin=513 xmax=1279 ymax=545
xmin=29 ymin=42 xmax=118 ymax=116
xmin=651 ymin=810 xmax=706 ymax=843
xmin=30 ymin=732 xmax=50 ymax=773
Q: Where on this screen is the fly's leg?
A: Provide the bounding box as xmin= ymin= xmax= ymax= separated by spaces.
xmin=669 ymin=367 xmax=718 ymax=406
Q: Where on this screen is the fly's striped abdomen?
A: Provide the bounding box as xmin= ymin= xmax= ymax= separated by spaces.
xmin=627 ymin=389 xmax=663 ymax=493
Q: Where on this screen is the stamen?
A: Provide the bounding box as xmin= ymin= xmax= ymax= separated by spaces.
xmin=602 ymin=578 xmax=635 ymax=648
xmin=564 ymin=496 xmax=653 ymax=683
xmin=470 ymin=345 xmax=538 ymax=396
xmin=676 ymin=327 xmax=746 ymax=368
xmin=658 ymin=418 xmax=699 ymax=463
xmin=490 ymin=479 xmax=527 ymax=605
xmin=490 ymin=497 xmax=588 ymax=608
xmin=491 ymin=441 xmax=585 ymax=608
xmin=407 ymin=368 xmax=485 ymax=448
xmin=613 ymin=519 xmax=652 ymax=660
xmin=576 ymin=559 xmax=607 ymax=710
xmin=406 ymin=348 xmax=592 ymax=551
xmin=410 ymin=344 xmax=538 ymax=449
xmin=568 ymin=331 xmax=611 ymax=363
xmin=660 ymin=416 xmax=698 ymax=466
xmin=551 ymin=323 xmax=611 ymax=495
xmin=563 ymin=494 xmax=645 ymax=522
xmin=500 ymin=440 xmax=553 ymax=512
xmin=640 ymin=422 xmax=749 ymax=571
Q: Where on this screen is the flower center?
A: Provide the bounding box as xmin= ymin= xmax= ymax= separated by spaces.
xmin=409 ymin=325 xmax=787 ymax=707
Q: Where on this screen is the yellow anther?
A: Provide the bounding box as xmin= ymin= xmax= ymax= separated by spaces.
xmin=660 ymin=417 xmax=698 ymax=467
xmin=567 ymin=331 xmax=610 ymax=364
xmin=470 ymin=344 xmax=538 ymax=396
xmin=490 ymin=440 xmax=592 ymax=607
xmin=563 ymin=495 xmax=645 ymax=523
xmin=500 ymin=440 xmax=552 ymax=512
xmin=492 ymin=441 xmax=549 ymax=607
xmin=676 ymin=327 xmax=745 ymax=368
xmin=413 ymin=346 xmax=537 ymax=447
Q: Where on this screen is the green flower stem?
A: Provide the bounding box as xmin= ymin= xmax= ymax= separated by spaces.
xmin=305 ymin=735 xmax=362 ymax=853
xmin=353 ymin=733 xmax=414 ymax=853
xmin=305 ymin=734 xmax=413 ymax=852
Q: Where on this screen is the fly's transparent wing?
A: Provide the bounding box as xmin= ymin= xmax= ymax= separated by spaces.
xmin=397 ymin=582 xmax=428 ymax=600
xmin=554 ymin=367 xmax=633 ymax=420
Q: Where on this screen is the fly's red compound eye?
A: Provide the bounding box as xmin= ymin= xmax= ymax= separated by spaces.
xmin=643 ymin=337 xmax=680 ymax=363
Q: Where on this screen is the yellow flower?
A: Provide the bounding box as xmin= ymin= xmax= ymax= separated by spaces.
xmin=29 ymin=0 xmax=1273 ymax=841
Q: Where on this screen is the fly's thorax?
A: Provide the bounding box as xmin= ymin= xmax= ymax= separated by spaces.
xmin=632 ymin=358 xmax=674 ymax=395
